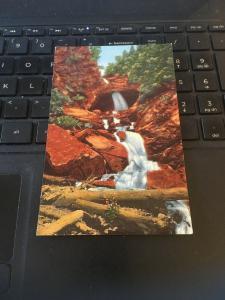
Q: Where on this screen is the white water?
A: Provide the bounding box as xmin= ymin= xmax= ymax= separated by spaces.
xmin=103 ymin=119 xmax=109 ymax=130
xmin=112 ymin=92 xmax=128 ymax=111
xmin=166 ymin=200 xmax=193 ymax=234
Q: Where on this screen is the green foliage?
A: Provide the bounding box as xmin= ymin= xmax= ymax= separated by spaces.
xmin=72 ymin=93 xmax=86 ymax=101
xmin=90 ymin=46 xmax=101 ymax=61
xmin=104 ymin=201 xmax=119 ymax=223
xmin=105 ymin=44 xmax=175 ymax=96
xmin=50 ymin=88 xmax=73 ymax=115
xmin=54 ymin=116 xmax=83 ymax=129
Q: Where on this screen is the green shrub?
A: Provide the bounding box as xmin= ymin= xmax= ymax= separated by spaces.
xmin=55 ymin=116 xmax=83 ymax=129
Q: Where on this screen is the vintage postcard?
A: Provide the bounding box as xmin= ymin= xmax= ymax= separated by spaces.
xmin=36 ymin=44 xmax=193 ymax=236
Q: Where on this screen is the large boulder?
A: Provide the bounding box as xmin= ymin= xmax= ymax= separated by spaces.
xmin=45 ymin=124 xmax=106 ymax=180
xmin=75 ymin=129 xmax=128 ymax=173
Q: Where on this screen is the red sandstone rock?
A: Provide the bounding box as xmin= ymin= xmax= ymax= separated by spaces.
xmin=147 ymin=164 xmax=186 ymax=189
xmin=117 ymin=131 xmax=126 ymax=141
xmin=75 ymin=129 xmax=128 ymax=173
xmin=63 ymin=107 xmax=102 ymax=125
xmin=45 ymin=124 xmax=106 ymax=179
xmin=93 ymin=180 xmax=115 ymax=189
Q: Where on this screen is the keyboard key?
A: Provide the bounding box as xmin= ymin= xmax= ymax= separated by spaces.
xmin=49 ymin=27 xmax=68 ymax=36
xmin=16 ymin=57 xmax=39 ymax=74
xmin=71 ymin=26 xmax=91 ymax=35
xmin=0 ymin=39 xmax=4 ymax=54
xmin=188 ymin=34 xmax=210 ymax=50
xmin=173 ymin=53 xmax=189 ymax=71
xmin=181 ymin=118 xmax=199 ymax=140
xmin=201 ymin=117 xmax=225 ymax=140
xmin=19 ymin=77 xmax=45 ymax=95
xmin=194 ymin=72 xmax=218 ymax=91
xmin=30 ymin=98 xmax=50 ymax=118
xmin=0 ymin=58 xmax=14 ymax=74
xmin=209 ymin=24 xmax=225 ymax=32
xmin=164 ymin=24 xmax=184 ymax=33
xmin=7 ymin=38 xmax=28 ymax=54
xmin=80 ymin=37 xmax=105 ymax=46
xmin=165 ymin=34 xmax=186 ymax=51
xmin=36 ymin=121 xmax=48 ymax=143
xmin=140 ymin=24 xmax=162 ymax=33
xmin=198 ymin=94 xmax=222 ymax=114
xmin=186 ymin=24 xmax=206 ymax=32
xmin=1 ymin=121 xmax=32 ymax=143
xmin=95 ymin=25 xmax=114 ymax=34
xmin=3 ymin=28 xmax=22 ymax=36
xmin=118 ymin=25 xmax=137 ymax=34
xmin=31 ymin=38 xmax=53 ymax=54
xmin=105 ymin=36 xmax=138 ymax=45
xmin=178 ymin=94 xmax=195 ymax=115
xmin=3 ymin=98 xmax=28 ymax=118
xmin=54 ymin=37 xmax=77 ymax=46
xmin=0 ymin=78 xmax=17 ymax=95
xmin=41 ymin=56 xmax=53 ymax=74
xmin=211 ymin=33 xmax=225 ymax=50
xmin=191 ymin=53 xmax=213 ymax=70
xmin=24 ymin=28 xmax=45 ymax=36
xmin=140 ymin=35 xmax=164 ymax=44
xmin=215 ymin=52 xmax=225 ymax=90
xmin=176 ymin=72 xmax=193 ymax=92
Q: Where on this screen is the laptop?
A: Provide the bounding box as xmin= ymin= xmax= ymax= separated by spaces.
xmin=0 ymin=0 xmax=224 ymax=299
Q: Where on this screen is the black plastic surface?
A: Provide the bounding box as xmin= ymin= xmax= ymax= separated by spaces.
xmin=20 ymin=149 xmax=225 ymax=300
xmin=0 ymin=175 xmax=20 ymax=261
xmin=0 ymin=264 xmax=10 ymax=294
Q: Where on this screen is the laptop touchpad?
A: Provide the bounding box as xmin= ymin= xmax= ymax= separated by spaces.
xmin=0 ymin=175 xmax=21 ymax=261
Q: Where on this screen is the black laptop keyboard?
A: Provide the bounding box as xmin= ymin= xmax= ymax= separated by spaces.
xmin=0 ymin=22 xmax=225 ymax=146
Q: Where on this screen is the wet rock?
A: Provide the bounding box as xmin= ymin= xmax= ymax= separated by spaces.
xmin=93 ymin=180 xmax=115 ymax=189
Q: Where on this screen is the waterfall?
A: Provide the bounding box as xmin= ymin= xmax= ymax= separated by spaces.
xmin=114 ymin=131 xmax=160 ymax=189
xmin=112 ymin=92 xmax=128 ymax=111
xmin=166 ymin=200 xmax=193 ymax=234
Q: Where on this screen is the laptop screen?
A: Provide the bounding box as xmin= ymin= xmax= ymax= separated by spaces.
xmin=0 ymin=0 xmax=223 ymax=20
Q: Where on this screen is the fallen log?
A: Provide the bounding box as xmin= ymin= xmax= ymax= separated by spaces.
xmin=37 ymin=210 xmax=84 ymax=236
xmin=75 ymin=221 xmax=99 ymax=235
xmin=39 ymin=204 xmax=70 ymax=219
xmin=55 ymin=198 xmax=168 ymax=229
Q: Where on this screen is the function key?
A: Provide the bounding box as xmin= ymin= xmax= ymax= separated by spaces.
xmin=49 ymin=28 xmax=68 ymax=36
xmin=201 ymin=117 xmax=225 ymax=140
xmin=198 ymin=94 xmax=222 ymax=114
xmin=209 ymin=24 xmax=225 ymax=32
xmin=118 ymin=25 xmax=137 ymax=34
xmin=140 ymin=25 xmax=161 ymax=33
xmin=71 ymin=26 xmax=92 ymax=35
xmin=186 ymin=24 xmax=206 ymax=32
xmin=24 ymin=28 xmax=45 ymax=36
xmin=95 ymin=25 xmax=114 ymax=34
xmin=178 ymin=94 xmax=196 ymax=115
xmin=164 ymin=24 xmax=184 ymax=33
xmin=191 ymin=53 xmax=213 ymax=71
xmin=3 ymin=28 xmax=22 ymax=36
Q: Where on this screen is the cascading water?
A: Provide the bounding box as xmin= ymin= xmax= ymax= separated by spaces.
xmin=112 ymin=92 xmax=128 ymax=111
xmin=100 ymin=92 xmax=192 ymax=234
